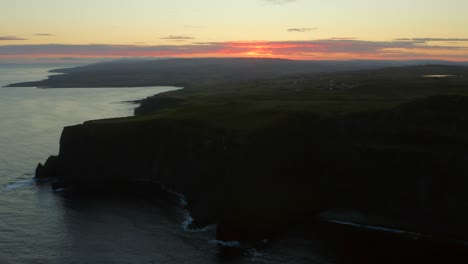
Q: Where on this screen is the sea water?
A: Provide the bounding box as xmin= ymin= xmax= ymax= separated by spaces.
xmin=0 ymin=65 xmax=332 ymax=264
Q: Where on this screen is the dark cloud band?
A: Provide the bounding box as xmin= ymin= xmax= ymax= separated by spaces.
xmin=1 ymin=38 xmax=467 ymax=60
xmin=0 ymin=36 xmax=27 ymax=41
xmin=287 ymin=28 xmax=317 ymax=32
xmin=160 ymin=35 xmax=194 ymax=40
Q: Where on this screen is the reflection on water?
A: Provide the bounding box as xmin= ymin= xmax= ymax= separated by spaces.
xmin=0 ymin=66 xmax=327 ymax=264
xmin=1 ymin=65 xmax=228 ymax=264
xmin=0 ymin=85 xmax=179 ymax=187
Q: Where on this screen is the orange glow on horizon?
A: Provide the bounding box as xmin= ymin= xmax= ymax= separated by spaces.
xmin=1 ymin=40 xmax=468 ymax=62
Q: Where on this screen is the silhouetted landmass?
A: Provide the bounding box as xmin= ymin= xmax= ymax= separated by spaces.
xmin=6 ymin=58 xmax=467 ymax=88
xmin=32 ymin=61 xmax=468 ymax=259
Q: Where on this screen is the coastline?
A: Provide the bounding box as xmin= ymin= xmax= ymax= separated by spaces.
xmin=21 ymin=61 xmax=468 ymax=256
xmin=35 ymin=93 xmax=468 ymax=244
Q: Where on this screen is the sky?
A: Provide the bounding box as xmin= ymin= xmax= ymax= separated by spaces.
xmin=2 ymin=0 xmax=468 ymax=63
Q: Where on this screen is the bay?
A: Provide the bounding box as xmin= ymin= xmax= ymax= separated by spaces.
xmin=0 ymin=65 xmax=334 ymax=264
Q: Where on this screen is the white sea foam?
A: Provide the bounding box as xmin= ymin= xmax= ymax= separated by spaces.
xmin=159 ymin=183 xmax=188 ymax=207
xmin=181 ymin=210 xmax=216 ymax=232
xmin=135 ymin=178 xmax=215 ymax=233
xmin=135 ymin=179 xmax=188 ymax=206
xmin=328 ymin=220 xmax=422 ymax=237
xmin=3 ymin=179 xmax=34 ymax=191
xmin=209 ymin=239 xmax=241 ymax=247
xmin=181 ymin=211 xmax=194 ymax=230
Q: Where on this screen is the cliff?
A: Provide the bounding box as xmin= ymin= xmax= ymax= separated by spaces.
xmin=37 ymin=119 xmax=242 ymax=227
xmin=33 ymin=64 xmax=468 ymax=242
xmin=37 ymin=93 xmax=468 ymax=242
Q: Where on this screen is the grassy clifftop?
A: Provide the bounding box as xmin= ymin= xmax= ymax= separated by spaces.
xmin=36 ymin=63 xmax=468 ymax=243
xmin=107 ymin=65 xmax=468 ymax=131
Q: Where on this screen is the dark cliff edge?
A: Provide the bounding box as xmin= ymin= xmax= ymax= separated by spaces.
xmin=36 ymin=94 xmax=468 ymax=244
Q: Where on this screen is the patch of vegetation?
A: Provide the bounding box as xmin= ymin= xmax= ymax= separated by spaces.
xmin=123 ymin=65 xmax=468 ymax=131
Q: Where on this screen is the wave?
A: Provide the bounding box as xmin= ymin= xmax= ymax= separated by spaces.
xmin=181 ymin=210 xmax=216 ymax=232
xmin=2 ymin=179 xmax=34 ymax=191
xmin=158 ymin=182 xmax=188 ymax=207
xmin=135 ymin=179 xmax=187 ymax=206
xmin=328 ymin=220 xmax=423 ymax=238
xmin=209 ymin=239 xmax=241 ymax=248
xmin=134 ymin=178 xmax=215 ymax=233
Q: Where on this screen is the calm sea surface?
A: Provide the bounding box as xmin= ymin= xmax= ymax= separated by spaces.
xmin=0 ymin=65 xmax=331 ymax=264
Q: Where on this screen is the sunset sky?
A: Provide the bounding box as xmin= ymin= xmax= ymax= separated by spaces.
xmin=2 ymin=0 xmax=468 ymax=63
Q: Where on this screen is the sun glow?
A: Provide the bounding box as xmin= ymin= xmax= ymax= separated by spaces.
xmin=245 ymin=46 xmax=274 ymax=57
xmin=2 ymin=39 xmax=468 ymax=62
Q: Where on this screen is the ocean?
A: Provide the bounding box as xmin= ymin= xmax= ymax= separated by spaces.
xmin=0 ymin=65 xmax=335 ymax=264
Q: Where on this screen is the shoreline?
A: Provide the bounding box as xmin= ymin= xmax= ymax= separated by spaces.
xmin=28 ymin=62 xmax=468 ymax=254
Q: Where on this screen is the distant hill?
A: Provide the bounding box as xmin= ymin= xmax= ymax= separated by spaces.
xmin=7 ymin=58 xmax=467 ymax=88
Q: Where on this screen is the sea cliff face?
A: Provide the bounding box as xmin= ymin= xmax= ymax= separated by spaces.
xmin=37 ymin=94 xmax=468 ymax=242
xmin=38 ymin=119 xmax=245 ymax=228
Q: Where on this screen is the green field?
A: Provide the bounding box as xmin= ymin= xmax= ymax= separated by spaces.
xmin=93 ymin=65 xmax=468 ymax=131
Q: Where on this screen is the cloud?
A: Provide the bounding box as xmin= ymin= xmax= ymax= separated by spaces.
xmin=1 ymin=38 xmax=468 ymax=61
xmin=265 ymin=0 xmax=296 ymax=4
xmin=329 ymin=37 xmax=357 ymax=40
xmin=160 ymin=35 xmax=194 ymax=41
xmin=0 ymin=44 xmax=224 ymax=57
xmin=34 ymin=33 xmax=54 ymax=36
xmin=0 ymin=36 xmax=27 ymax=41
xmin=396 ymin=38 xmax=468 ymax=42
xmin=287 ymin=28 xmax=317 ymax=32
